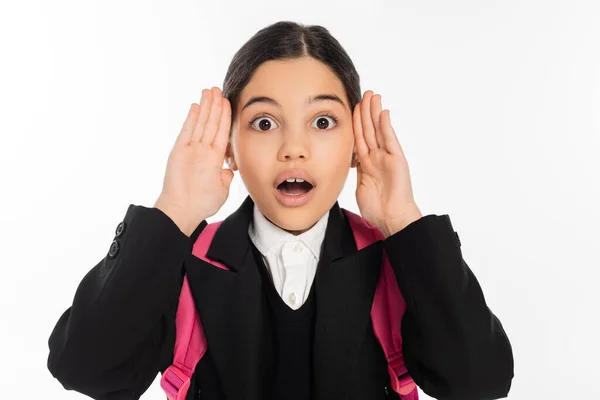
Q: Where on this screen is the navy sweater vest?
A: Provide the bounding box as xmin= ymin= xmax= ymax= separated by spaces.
xmin=251 ymin=242 xmax=316 ymax=400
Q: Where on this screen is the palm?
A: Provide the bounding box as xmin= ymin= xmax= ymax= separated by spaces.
xmin=171 ymin=142 xmax=228 ymax=196
xmin=352 ymin=91 xmax=418 ymax=230
xmin=159 ymin=87 xmax=234 ymax=222
xmin=355 ymin=150 xmax=408 ymax=227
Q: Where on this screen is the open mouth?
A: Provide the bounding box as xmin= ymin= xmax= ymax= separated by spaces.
xmin=276 ymin=178 xmax=314 ymax=196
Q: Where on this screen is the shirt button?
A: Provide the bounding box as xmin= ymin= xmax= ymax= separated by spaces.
xmin=293 ymin=242 xmax=303 ymax=253
xmin=289 ymin=292 xmax=297 ymax=305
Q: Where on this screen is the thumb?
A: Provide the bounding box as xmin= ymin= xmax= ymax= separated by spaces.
xmin=221 ymin=168 xmax=234 ymax=188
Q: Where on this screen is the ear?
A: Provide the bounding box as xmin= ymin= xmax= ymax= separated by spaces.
xmin=351 ymin=152 xmax=359 ymax=168
xmin=225 ymin=141 xmax=238 ymax=171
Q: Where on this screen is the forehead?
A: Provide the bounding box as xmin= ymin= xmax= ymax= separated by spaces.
xmin=239 ymin=56 xmax=348 ymax=110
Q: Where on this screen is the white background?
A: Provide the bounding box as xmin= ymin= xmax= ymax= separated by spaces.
xmin=1 ymin=0 xmax=599 ymax=399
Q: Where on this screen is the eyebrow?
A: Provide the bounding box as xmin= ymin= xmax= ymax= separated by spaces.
xmin=240 ymin=94 xmax=346 ymax=112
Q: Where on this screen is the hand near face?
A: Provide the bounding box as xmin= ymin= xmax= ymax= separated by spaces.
xmin=155 ymin=87 xmax=234 ymax=236
xmin=352 ymin=90 xmax=423 ymax=237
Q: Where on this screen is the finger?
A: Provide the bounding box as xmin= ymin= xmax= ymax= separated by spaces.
xmin=370 ymin=94 xmax=385 ymax=148
xmin=175 ymin=103 xmax=199 ymax=147
xmin=202 ymin=87 xmax=223 ymax=144
xmin=361 ymin=90 xmax=379 ymax=150
xmin=353 ymin=103 xmax=369 ymax=160
xmin=381 ymin=109 xmax=404 ymax=156
xmin=192 ymin=89 xmax=213 ymax=142
xmin=213 ymin=97 xmax=232 ymax=155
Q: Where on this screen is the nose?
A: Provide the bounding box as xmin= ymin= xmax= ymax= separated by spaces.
xmin=277 ymin=130 xmax=311 ymax=162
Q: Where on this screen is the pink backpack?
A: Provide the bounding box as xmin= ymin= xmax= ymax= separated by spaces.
xmin=160 ymin=208 xmax=418 ymax=400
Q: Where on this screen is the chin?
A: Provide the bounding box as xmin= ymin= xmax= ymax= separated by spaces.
xmin=269 ymin=213 xmax=316 ymax=235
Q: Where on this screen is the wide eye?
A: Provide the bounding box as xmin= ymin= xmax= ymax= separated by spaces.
xmin=249 ymin=114 xmax=338 ymax=132
xmin=311 ymin=115 xmax=337 ymax=130
xmin=250 ymin=116 xmax=279 ymax=132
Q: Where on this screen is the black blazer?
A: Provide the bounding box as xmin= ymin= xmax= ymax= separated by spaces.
xmin=47 ymin=195 xmax=514 ymax=400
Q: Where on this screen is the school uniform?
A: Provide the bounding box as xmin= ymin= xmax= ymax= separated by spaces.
xmin=47 ymin=195 xmax=514 ymax=400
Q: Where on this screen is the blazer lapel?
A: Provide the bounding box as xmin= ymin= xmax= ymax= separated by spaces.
xmin=184 ymin=195 xmax=272 ymax=400
xmin=313 ymin=203 xmax=383 ymax=400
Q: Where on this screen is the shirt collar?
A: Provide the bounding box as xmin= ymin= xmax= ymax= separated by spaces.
xmin=249 ymin=203 xmax=329 ymax=260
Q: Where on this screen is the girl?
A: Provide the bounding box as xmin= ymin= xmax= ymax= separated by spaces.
xmin=47 ymin=21 xmax=514 ymax=400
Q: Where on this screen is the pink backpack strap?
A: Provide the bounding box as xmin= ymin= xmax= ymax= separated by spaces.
xmin=160 ymin=221 xmax=227 ymax=400
xmin=342 ymin=209 xmax=418 ymax=400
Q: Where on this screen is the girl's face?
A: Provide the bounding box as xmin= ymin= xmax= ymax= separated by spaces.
xmin=226 ymin=56 xmax=358 ymax=235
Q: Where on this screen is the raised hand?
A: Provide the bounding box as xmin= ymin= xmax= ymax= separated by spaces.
xmin=353 ymin=90 xmax=423 ymax=237
xmin=155 ymin=87 xmax=234 ymax=236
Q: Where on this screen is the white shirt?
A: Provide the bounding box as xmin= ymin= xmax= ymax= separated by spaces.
xmin=248 ymin=203 xmax=329 ymax=310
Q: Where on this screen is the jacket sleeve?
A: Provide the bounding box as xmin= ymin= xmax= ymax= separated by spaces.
xmin=382 ymin=214 xmax=514 ymax=400
xmin=47 ymin=204 xmax=207 ymax=400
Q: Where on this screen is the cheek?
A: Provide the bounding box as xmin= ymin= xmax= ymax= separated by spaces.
xmin=235 ymin=140 xmax=274 ymax=181
xmin=314 ymin=133 xmax=354 ymax=168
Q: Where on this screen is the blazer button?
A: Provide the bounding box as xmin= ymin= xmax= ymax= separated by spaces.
xmin=115 ymin=221 xmax=126 ymax=237
xmin=108 ymin=240 xmax=120 ymax=257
